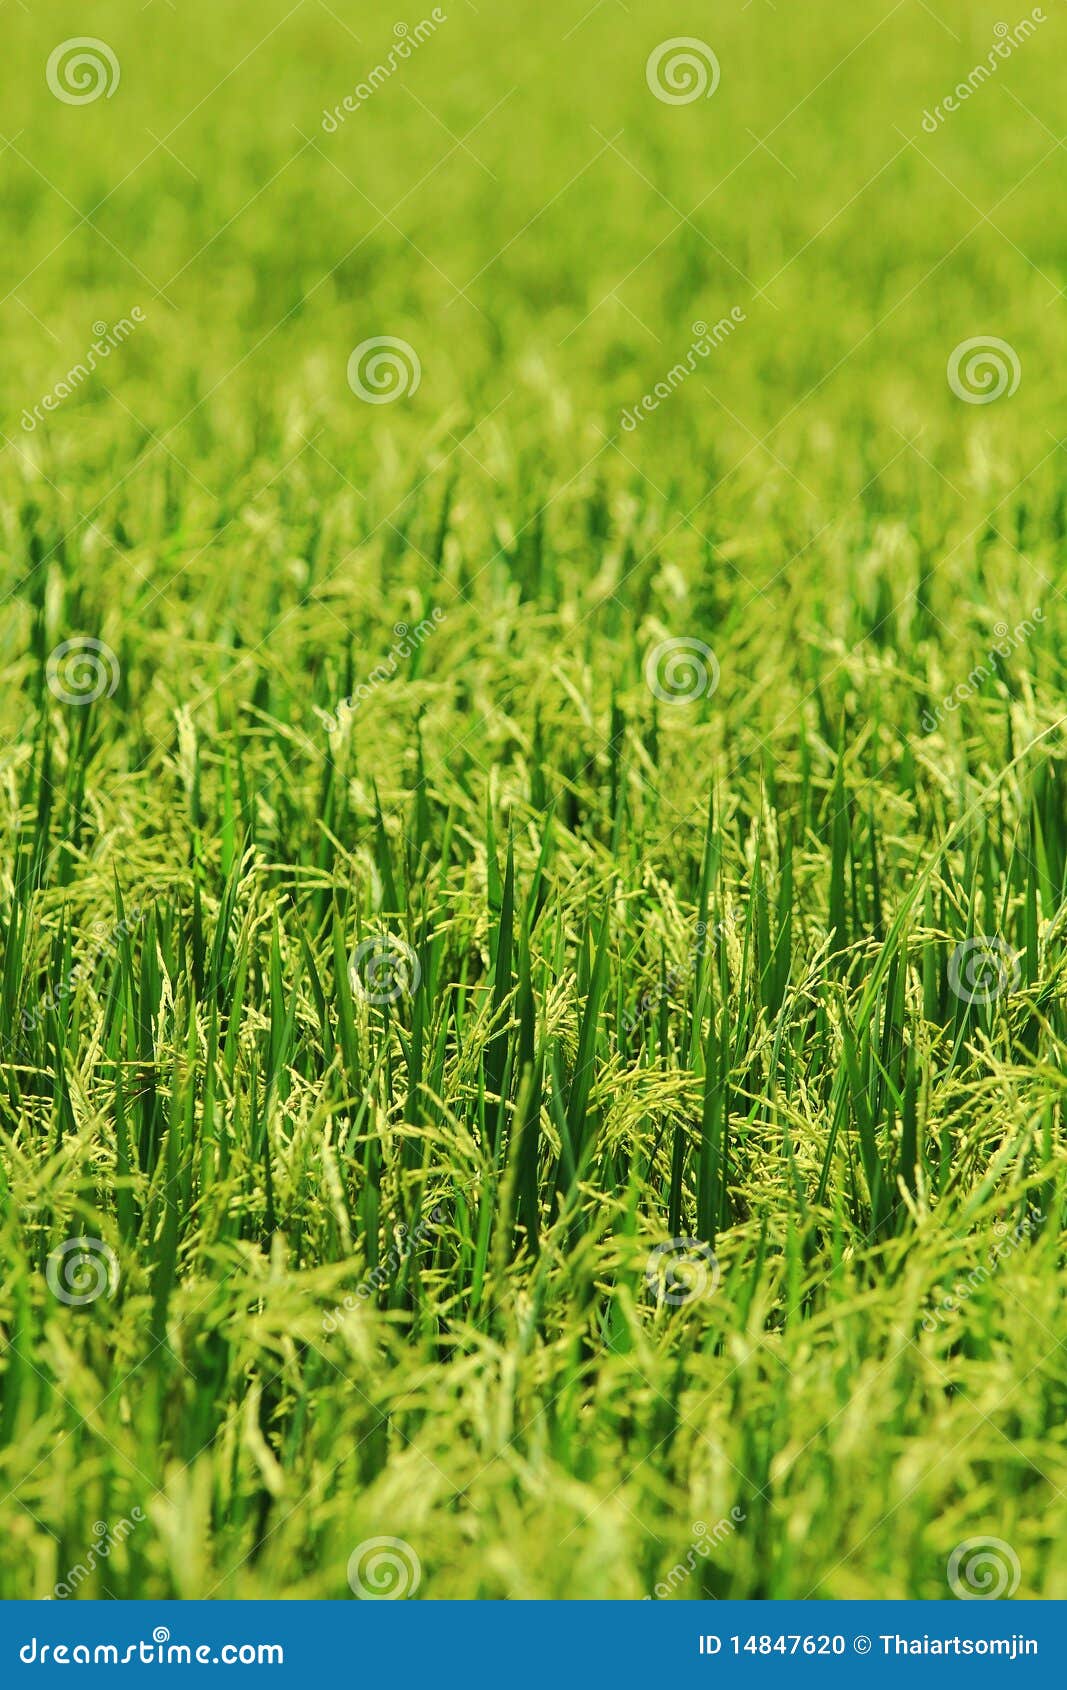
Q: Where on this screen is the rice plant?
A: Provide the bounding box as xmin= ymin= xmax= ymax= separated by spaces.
xmin=0 ymin=0 xmax=1064 ymax=1600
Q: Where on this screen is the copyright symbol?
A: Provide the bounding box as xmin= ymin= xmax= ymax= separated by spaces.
xmin=853 ymin=1636 xmax=872 ymax=1655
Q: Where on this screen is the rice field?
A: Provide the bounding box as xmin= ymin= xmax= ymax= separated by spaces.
xmin=1 ymin=0 xmax=1066 ymax=1601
